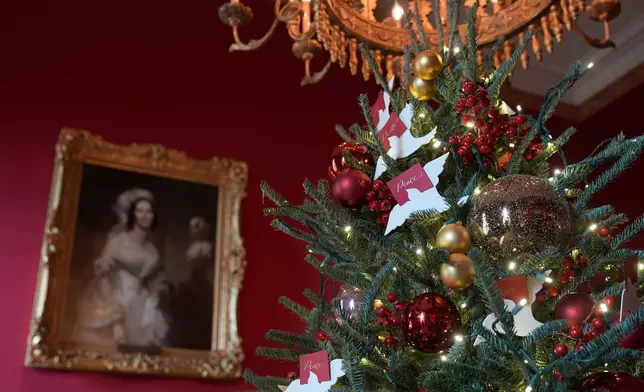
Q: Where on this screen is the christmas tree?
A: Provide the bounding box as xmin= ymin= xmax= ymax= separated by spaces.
xmin=244 ymin=3 xmax=644 ymax=391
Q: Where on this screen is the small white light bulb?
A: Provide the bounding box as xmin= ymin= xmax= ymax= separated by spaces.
xmin=416 ymin=248 xmax=423 ymax=255
xmin=516 ymin=105 xmax=523 ymax=112
xmin=519 ymin=298 xmax=528 ymax=306
xmin=638 ymin=262 xmax=643 ymax=271
xmin=545 ymin=277 xmax=553 ymax=283
xmin=587 ymin=62 xmax=594 ymax=69
xmin=453 ymin=46 xmax=460 ymax=54
xmin=508 ymin=143 xmax=516 ymax=148
xmin=419 ymin=112 xmax=426 ymax=118
xmin=554 ymin=169 xmax=561 ymax=176
xmin=454 ymin=334 xmax=464 ymax=342
xmin=441 ymin=355 xmax=447 ymax=361
xmin=392 ymin=2 xmax=404 ymax=21
xmin=474 ymin=187 xmax=481 ymax=195
xmin=460 ymin=303 xmax=467 ymax=309
xmin=600 ymin=303 xmax=608 ymax=313
xmin=525 ymin=386 xmax=533 ymax=392
xmin=344 ymin=225 xmax=352 ymax=233
xmin=432 ymin=139 xmax=442 ymax=148
xmin=589 ymin=223 xmax=598 ymax=231
xmin=508 ymin=261 xmax=517 ymax=270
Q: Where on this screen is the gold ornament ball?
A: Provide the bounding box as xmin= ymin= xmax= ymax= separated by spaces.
xmin=440 ymin=253 xmax=475 ymax=290
xmin=409 ymin=77 xmax=436 ymax=101
xmin=413 ymin=50 xmax=443 ymax=80
xmin=435 ymin=223 xmax=472 ymax=254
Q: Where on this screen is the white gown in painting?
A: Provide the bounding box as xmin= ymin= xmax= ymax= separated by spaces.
xmin=73 ymin=188 xmax=169 ymax=347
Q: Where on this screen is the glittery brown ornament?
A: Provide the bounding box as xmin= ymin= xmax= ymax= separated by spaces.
xmin=467 ymin=175 xmax=571 ymax=268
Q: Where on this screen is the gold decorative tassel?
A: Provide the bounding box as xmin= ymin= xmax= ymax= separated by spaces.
xmin=530 ymin=25 xmax=543 ymax=61
xmin=560 ymin=0 xmax=573 ymax=31
xmin=349 ymin=38 xmax=358 ymax=75
xmin=541 ymin=16 xmax=554 ymax=53
xmin=549 ymin=5 xmax=563 ymax=43
xmin=339 ymin=31 xmax=347 ymax=68
xmin=518 ymin=32 xmax=529 ymax=69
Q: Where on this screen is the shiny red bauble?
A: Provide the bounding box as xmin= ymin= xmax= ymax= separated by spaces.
xmin=328 ymin=141 xmax=374 ymax=179
xmin=331 ymin=169 xmax=372 ymax=208
xmin=554 ymin=343 xmax=568 ymax=356
xmin=592 ymin=317 xmax=605 ymax=331
xmin=554 ymin=292 xmax=596 ymax=325
xmin=316 ymin=330 xmax=327 ymax=341
xmin=386 ymin=292 xmax=398 ymax=302
xmin=569 ymin=326 xmax=583 ymax=339
xmin=598 ymin=226 xmax=611 ymax=237
xmin=395 ymin=302 xmax=406 ymax=312
xmin=578 ymin=372 xmax=643 ymax=392
xmin=384 ymin=336 xmax=396 ymax=346
xmin=401 ymin=292 xmax=461 ymax=353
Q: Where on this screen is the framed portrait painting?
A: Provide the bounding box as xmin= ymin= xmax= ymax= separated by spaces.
xmin=25 ymin=129 xmax=247 ymax=379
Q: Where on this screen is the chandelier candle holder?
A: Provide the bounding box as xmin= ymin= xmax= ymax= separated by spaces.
xmin=219 ymin=0 xmax=620 ymax=86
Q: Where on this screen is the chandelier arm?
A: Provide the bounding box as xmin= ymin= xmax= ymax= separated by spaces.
xmin=229 ymin=20 xmax=279 ymax=52
xmin=574 ymin=20 xmax=616 ymax=49
xmin=300 ymin=57 xmax=332 ymax=86
xmin=229 ymin=0 xmax=301 ymax=52
xmin=289 ymin=22 xmax=317 ymax=42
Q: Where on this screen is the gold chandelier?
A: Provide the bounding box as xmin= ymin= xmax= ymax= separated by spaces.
xmin=218 ymin=0 xmax=620 ymax=86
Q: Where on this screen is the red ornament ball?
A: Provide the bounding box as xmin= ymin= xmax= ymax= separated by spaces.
xmin=384 ymin=336 xmax=396 ymax=346
xmin=380 ymin=200 xmax=394 ymax=212
xmin=315 ymin=330 xmax=327 ymax=341
xmin=552 ymin=369 xmax=562 ymax=381
xmin=548 ymin=286 xmax=560 ymax=297
xmin=562 ymin=256 xmax=575 ymax=270
xmin=386 ymin=292 xmax=398 ymax=302
xmin=554 ymin=343 xmax=568 ymax=356
xmin=373 ymin=180 xmax=386 ymax=192
xmin=328 ymin=142 xmax=374 ymax=179
xmin=401 ymin=292 xmax=461 ymax=353
xmin=395 ymin=302 xmax=406 ymax=312
xmin=576 ymin=254 xmax=587 ymax=266
xmin=462 ymin=80 xmax=476 ymax=95
xmin=391 ymin=316 xmax=401 ymax=326
xmin=555 ymin=292 xmax=596 ymax=325
xmin=592 ymin=317 xmax=605 ymax=331
xmin=578 ymin=372 xmax=643 ymax=392
xmin=376 ymin=306 xmax=389 ymax=317
xmin=603 ymin=296 xmax=615 ymax=307
xmin=569 ymin=326 xmax=583 ymax=339
xmin=598 ymin=226 xmax=611 ymax=237
xmin=382 ymin=319 xmax=391 ymax=328
xmin=332 ymin=169 xmax=371 ymax=208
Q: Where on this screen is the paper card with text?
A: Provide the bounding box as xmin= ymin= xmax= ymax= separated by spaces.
xmin=496 ymin=275 xmax=529 ymax=304
xmin=378 ymin=112 xmax=408 ymax=151
xmin=387 ymin=164 xmax=433 ymax=206
xmin=299 ymin=351 xmax=330 ymax=385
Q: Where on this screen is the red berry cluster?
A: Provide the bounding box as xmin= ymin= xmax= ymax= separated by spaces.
xmin=315 ymin=330 xmax=328 ymax=341
xmin=450 ymin=80 xmax=537 ymax=170
xmin=557 ymin=253 xmax=587 ymax=284
xmin=564 ymin=296 xmax=616 ymax=352
xmin=376 ymin=292 xmax=406 ymax=347
xmin=367 ymin=180 xmax=397 ymax=227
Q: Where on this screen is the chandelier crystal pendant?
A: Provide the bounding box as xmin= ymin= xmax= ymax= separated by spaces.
xmin=218 ymin=0 xmax=620 ymax=86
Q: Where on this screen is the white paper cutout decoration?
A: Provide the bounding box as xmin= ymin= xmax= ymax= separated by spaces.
xmin=284 ymin=359 xmax=346 ymax=392
xmin=474 ymin=272 xmax=551 ymax=346
xmin=371 ymin=77 xmax=396 ymax=131
xmin=499 ymin=101 xmax=516 ymax=116
xmin=383 ymin=152 xmax=452 ymax=235
xmin=373 ymin=125 xmax=436 ymax=180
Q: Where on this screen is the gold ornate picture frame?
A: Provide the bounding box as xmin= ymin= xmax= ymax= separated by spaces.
xmin=26 ymin=128 xmax=247 ymax=379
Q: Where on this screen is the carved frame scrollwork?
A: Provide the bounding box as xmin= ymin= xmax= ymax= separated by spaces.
xmin=25 ymin=128 xmax=248 ymax=380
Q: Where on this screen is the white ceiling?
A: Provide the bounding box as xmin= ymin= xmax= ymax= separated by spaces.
xmin=510 ymin=1 xmax=644 ymax=105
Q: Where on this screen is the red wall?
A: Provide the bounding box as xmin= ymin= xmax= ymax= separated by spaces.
xmin=0 ymin=1 xmax=375 ymax=391
xmin=0 ymin=1 xmax=641 ymax=392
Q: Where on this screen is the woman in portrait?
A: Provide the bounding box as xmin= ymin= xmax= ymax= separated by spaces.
xmin=73 ymin=188 xmax=169 ymax=348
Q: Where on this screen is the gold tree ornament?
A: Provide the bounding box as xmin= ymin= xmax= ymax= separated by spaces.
xmin=413 ymin=50 xmax=443 ymax=80
xmin=440 ymin=253 xmax=475 ymax=290
xmin=408 ymin=77 xmax=436 ymax=101
xmin=435 ymin=223 xmax=472 ymax=254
